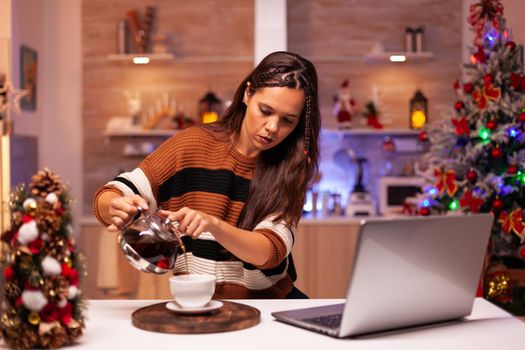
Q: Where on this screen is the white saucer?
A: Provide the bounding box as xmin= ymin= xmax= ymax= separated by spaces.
xmin=165 ymin=300 xmax=223 ymax=314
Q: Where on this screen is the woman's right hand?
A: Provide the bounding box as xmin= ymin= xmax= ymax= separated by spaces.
xmin=107 ymin=195 xmax=149 ymax=233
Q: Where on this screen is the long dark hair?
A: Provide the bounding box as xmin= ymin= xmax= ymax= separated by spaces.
xmin=206 ymin=51 xmax=320 ymax=230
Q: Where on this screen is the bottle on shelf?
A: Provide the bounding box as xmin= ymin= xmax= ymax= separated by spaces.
xmin=405 ymin=27 xmax=415 ymax=52
xmin=415 ymin=26 xmax=425 ymax=52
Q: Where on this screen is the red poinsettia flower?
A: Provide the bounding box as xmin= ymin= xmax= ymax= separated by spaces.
xmin=40 ymin=302 xmax=60 ymax=322
xmin=452 ymin=117 xmax=470 ymax=136
xmin=460 ymin=191 xmax=484 ymax=213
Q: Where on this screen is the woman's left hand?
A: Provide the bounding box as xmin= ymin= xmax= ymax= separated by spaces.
xmin=158 ymin=208 xmax=220 ymax=238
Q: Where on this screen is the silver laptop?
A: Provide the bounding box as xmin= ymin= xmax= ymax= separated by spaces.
xmin=272 ymin=214 xmax=493 ymax=337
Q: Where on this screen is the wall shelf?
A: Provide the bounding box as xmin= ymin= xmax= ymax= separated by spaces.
xmin=322 ymin=127 xmax=421 ymax=136
xmin=104 ymin=128 xmax=179 ymax=137
xmin=107 ymin=53 xmax=253 ymax=64
xmin=364 ymin=51 xmax=434 ymax=63
xmin=107 ymin=53 xmax=175 ymax=64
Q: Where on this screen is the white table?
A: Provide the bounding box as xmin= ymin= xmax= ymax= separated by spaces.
xmin=3 ymin=298 xmax=524 ymax=349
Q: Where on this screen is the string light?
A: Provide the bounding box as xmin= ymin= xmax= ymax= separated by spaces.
xmin=449 ymin=199 xmax=459 ymax=211
xmin=479 ymin=127 xmax=491 ymax=141
xmin=519 ymin=171 xmax=525 ymax=184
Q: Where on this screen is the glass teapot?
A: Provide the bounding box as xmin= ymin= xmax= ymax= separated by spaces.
xmin=117 ymin=207 xmax=184 ymax=274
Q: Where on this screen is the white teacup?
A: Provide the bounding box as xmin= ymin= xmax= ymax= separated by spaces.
xmin=169 ymin=274 xmax=216 ymax=308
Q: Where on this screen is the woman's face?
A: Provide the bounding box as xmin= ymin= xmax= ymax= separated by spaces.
xmin=238 ymin=85 xmax=305 ymax=157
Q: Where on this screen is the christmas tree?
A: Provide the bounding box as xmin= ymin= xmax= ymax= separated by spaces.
xmin=416 ymin=0 xmax=525 ymax=311
xmin=0 ymin=169 xmax=86 ymax=348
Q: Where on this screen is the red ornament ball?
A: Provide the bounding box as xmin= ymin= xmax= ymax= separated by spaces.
xmin=508 ymin=164 xmax=518 ymax=174
xmin=382 ymin=137 xmax=395 ymax=153
xmin=420 ymin=207 xmax=430 ymax=216
xmin=453 ymin=80 xmax=461 ymax=90
xmin=463 ymin=83 xmax=474 ymax=94
xmin=454 ymin=101 xmax=464 ymax=111
xmin=491 ymin=147 xmax=503 ymax=158
xmin=418 ymin=131 xmax=428 ymax=141
xmin=486 ymin=120 xmax=497 ymax=130
xmin=3 ymin=266 xmax=14 ymax=281
xmin=520 ymin=248 xmax=525 ymax=260
xmin=492 ymin=198 xmax=504 ymax=211
xmin=506 ymin=41 xmax=517 ymax=50
xmin=483 ymin=74 xmax=494 ymax=85
xmin=518 ymin=112 xmax=525 ymax=123
xmin=466 ymin=168 xmax=478 ymax=182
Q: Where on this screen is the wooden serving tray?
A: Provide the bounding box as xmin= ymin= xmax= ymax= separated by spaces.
xmin=131 ymin=300 xmax=260 ymax=334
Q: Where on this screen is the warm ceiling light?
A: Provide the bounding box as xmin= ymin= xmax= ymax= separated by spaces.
xmin=389 ymin=54 xmax=406 ymax=63
xmin=133 ymin=56 xmax=150 ymax=64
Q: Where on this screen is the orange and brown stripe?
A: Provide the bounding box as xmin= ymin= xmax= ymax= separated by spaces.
xmin=93 ymin=126 xmax=295 ymax=298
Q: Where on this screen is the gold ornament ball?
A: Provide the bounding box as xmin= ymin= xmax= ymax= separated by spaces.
xmin=27 ymin=201 xmax=38 ymax=212
xmin=23 ymin=198 xmax=38 ymax=214
xmin=28 ymin=312 xmax=41 ymax=325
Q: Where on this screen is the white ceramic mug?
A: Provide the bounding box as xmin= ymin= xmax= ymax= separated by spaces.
xmin=169 ymin=274 xmax=216 ymax=308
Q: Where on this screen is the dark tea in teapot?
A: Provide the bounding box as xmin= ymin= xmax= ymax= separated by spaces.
xmin=121 ymin=228 xmax=178 ymax=269
xmin=117 ymin=207 xmax=186 ymax=274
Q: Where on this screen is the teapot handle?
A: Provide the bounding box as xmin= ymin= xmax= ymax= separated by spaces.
xmin=116 ymin=205 xmax=145 ymax=231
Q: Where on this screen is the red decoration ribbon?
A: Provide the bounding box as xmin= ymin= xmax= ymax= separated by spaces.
xmin=472 ymin=82 xmax=501 ymax=109
xmin=434 ymin=168 xmax=458 ymax=197
xmin=460 ymin=191 xmax=484 ymax=213
xmin=468 ymin=0 xmax=504 ymax=45
xmin=498 ymin=209 xmax=525 ymax=240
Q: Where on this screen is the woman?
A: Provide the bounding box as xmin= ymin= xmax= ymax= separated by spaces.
xmin=94 ymin=51 xmax=320 ymax=299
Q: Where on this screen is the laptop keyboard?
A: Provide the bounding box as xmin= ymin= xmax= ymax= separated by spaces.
xmin=302 ymin=313 xmax=342 ymax=330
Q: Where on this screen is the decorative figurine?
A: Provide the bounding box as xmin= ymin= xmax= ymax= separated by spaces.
xmin=332 ymin=80 xmax=357 ymax=128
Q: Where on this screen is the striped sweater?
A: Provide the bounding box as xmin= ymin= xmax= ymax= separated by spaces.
xmin=94 ymin=126 xmax=296 ymax=298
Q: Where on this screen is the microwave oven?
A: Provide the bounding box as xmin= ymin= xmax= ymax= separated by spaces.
xmin=379 ymin=176 xmax=425 ymax=216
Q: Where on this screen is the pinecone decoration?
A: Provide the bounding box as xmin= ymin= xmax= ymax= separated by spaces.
xmin=29 ymin=169 xmax=64 ymax=198
xmin=36 ymin=208 xmax=62 ymax=238
xmin=40 ymin=326 xmax=68 ymax=348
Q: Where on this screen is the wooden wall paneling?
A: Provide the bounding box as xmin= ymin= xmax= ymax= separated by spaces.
xmin=294 ymin=223 xmax=360 ymax=298
xmin=82 ymin=0 xmax=254 ymax=215
xmin=79 ymin=224 xmax=140 ymax=299
xmin=287 ymin=0 xmax=462 ymax=129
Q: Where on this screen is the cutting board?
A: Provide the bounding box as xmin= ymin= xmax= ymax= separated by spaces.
xmin=131 ymin=300 xmax=260 ymax=334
